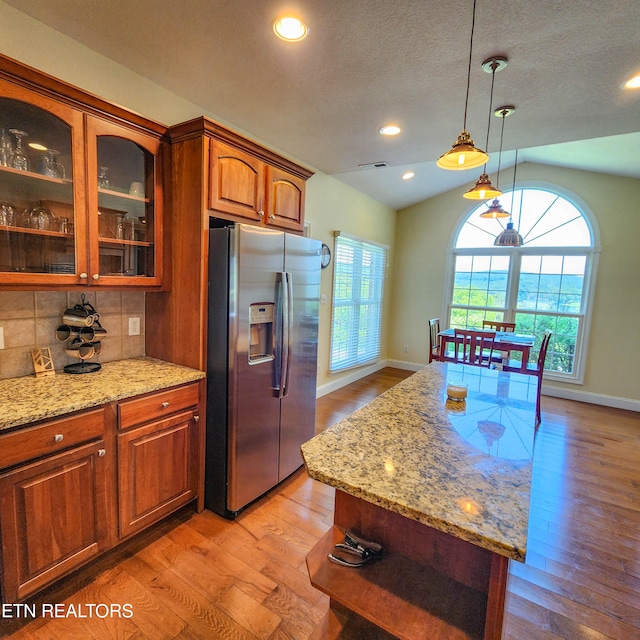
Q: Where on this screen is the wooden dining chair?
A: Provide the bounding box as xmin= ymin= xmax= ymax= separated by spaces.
xmin=453 ymin=329 xmax=496 ymax=367
xmin=428 ymin=318 xmax=440 ymax=363
xmin=528 ymin=330 xmax=553 ymax=427
xmin=482 ymin=320 xmax=516 ymax=332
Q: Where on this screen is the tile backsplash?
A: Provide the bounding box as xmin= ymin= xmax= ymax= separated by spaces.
xmin=0 ymin=290 xmax=145 ymax=380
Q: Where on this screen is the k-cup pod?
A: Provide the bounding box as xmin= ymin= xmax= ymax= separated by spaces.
xmin=92 ymin=340 xmax=102 ymax=355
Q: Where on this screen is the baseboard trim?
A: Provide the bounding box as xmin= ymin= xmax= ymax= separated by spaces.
xmin=317 ymin=360 xmax=640 ymax=413
xmin=542 ymin=384 xmax=640 ymax=412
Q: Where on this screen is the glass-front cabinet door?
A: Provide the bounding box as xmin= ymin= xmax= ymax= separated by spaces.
xmin=0 ymin=81 xmax=85 ymax=284
xmin=86 ymin=116 xmax=162 ymax=286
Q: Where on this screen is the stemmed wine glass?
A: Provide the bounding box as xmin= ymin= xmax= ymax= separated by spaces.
xmin=41 ymin=149 xmax=65 ymax=179
xmin=0 ymin=129 xmax=13 ymax=167
xmin=9 ymin=129 xmax=29 ymax=171
xmin=98 ymin=166 xmax=110 ymax=189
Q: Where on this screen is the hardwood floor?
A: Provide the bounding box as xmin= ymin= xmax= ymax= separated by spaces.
xmin=2 ymin=367 xmax=640 ymax=640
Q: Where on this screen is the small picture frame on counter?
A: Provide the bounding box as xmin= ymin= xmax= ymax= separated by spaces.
xmin=31 ymin=347 xmax=55 ymax=378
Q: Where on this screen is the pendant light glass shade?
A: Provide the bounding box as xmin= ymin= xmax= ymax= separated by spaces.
xmin=437 ymin=0 xmax=487 ymax=171
xmin=494 ymin=221 xmax=523 ymax=246
xmin=437 ymin=131 xmax=488 ymax=170
xmin=463 ymin=173 xmax=501 ymax=200
xmin=479 ymin=197 xmax=511 ymax=218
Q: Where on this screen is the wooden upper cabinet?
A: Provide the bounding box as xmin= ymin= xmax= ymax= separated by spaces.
xmin=170 ymin=117 xmax=313 ymax=234
xmin=0 ymin=78 xmax=86 ymax=286
xmin=85 ymin=115 xmax=164 ymax=287
xmin=0 ymin=53 xmax=167 ymax=289
xmin=209 ymin=140 xmax=265 ymax=223
xmin=265 ymin=165 xmax=306 ymax=231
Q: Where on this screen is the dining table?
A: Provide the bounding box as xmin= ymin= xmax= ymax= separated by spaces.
xmin=439 ymin=327 xmax=535 ymax=372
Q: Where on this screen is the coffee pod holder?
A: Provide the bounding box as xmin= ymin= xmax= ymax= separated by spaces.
xmin=56 ymin=294 xmax=107 ymax=374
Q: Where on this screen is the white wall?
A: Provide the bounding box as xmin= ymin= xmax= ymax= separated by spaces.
xmin=304 ymin=174 xmax=396 ymax=393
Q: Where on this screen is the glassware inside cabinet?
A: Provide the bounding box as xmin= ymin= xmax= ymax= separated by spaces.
xmin=0 ymin=98 xmax=76 ymax=276
xmin=96 ymin=135 xmax=155 ymax=278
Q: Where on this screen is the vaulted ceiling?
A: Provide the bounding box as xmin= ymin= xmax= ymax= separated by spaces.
xmin=6 ymin=0 xmax=640 ymax=209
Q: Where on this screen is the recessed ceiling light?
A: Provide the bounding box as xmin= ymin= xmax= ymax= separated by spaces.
xmin=273 ymin=16 xmax=308 ymax=41
xmin=379 ymin=125 xmax=401 ymax=136
xmin=622 ymin=73 xmax=640 ymax=89
xmin=402 ymin=171 xmax=415 ymax=180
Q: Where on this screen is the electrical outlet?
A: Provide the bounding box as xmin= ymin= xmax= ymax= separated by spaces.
xmin=403 ymin=344 xmax=408 ymax=353
xmin=0 ymin=327 xmax=4 ymax=350
xmin=128 ymin=317 xmax=141 ymax=336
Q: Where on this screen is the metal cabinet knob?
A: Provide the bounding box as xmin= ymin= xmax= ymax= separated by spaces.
xmin=79 ymin=273 xmax=88 ymax=279
xmin=161 ymin=401 xmax=170 ymax=408
xmin=98 ymin=449 xmax=106 ymax=457
xmin=54 ymin=434 xmax=64 ymax=443
xmin=269 ymin=214 xmax=275 ymax=220
xmin=194 ymin=415 xmax=200 ymax=422
xmin=257 ymin=209 xmax=264 ymax=218
xmin=92 ymin=273 xmax=100 ymax=280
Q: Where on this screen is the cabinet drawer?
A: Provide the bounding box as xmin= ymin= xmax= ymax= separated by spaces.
xmin=0 ymin=408 xmax=105 ymax=470
xmin=118 ymin=383 xmax=199 ymax=430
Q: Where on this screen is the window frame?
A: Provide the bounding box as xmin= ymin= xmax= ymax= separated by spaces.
xmin=329 ymin=231 xmax=388 ymax=374
xmin=444 ymin=183 xmax=600 ymax=385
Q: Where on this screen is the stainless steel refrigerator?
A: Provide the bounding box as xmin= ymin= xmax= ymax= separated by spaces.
xmin=205 ymin=223 xmax=321 ymax=518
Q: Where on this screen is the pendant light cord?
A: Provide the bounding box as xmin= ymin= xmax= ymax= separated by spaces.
xmin=509 ymin=148 xmax=519 ymax=226
xmin=495 ymin=108 xmax=506 ymax=188
xmin=482 ymin=61 xmax=498 ymax=171
xmin=462 ymin=0 xmax=478 ymax=131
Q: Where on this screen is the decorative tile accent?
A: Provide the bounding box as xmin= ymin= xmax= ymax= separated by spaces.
xmin=0 ymin=291 xmax=146 ymax=380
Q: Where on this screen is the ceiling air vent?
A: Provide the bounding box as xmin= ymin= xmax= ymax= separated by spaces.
xmin=358 ymin=161 xmax=389 ymax=170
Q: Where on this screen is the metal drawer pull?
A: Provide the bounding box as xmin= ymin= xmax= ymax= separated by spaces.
xmin=161 ymin=401 xmax=170 ymax=408
xmin=54 ymin=434 xmax=64 ymax=443
xmin=98 ymin=449 xmax=106 ymax=457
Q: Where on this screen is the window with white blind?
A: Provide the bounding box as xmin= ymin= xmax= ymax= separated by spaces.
xmin=330 ymin=233 xmax=388 ymax=373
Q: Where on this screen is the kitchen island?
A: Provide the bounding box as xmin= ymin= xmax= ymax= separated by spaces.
xmin=301 ymin=362 xmax=538 ymax=640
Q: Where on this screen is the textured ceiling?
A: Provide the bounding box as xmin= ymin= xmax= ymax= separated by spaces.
xmin=5 ymin=0 xmax=640 ymax=209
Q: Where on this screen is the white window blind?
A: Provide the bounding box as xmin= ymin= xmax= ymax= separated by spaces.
xmin=330 ymin=233 xmax=388 ymax=373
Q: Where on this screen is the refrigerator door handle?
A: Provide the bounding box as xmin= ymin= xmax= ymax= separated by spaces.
xmin=273 ymin=271 xmax=288 ymax=398
xmin=282 ymin=271 xmax=293 ymax=397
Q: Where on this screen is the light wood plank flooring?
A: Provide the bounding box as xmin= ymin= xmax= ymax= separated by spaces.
xmin=2 ymin=367 xmax=640 ymax=639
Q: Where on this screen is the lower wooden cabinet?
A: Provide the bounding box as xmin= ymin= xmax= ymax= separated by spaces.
xmin=0 ymin=440 xmax=109 ymax=602
xmin=0 ymin=379 xmax=203 ymax=604
xmin=117 ymin=409 xmax=199 ymax=538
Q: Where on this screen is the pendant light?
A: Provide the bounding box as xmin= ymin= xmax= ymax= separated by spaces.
xmin=436 ymin=0 xmax=488 ymax=171
xmin=480 ymin=105 xmax=514 ymax=218
xmin=463 ymin=56 xmax=507 ymax=200
xmin=495 ymin=149 xmax=524 ymax=246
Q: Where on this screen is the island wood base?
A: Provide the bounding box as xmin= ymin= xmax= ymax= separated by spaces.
xmin=306 ymin=490 xmax=509 ymax=640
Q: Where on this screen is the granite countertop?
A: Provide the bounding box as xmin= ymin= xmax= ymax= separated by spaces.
xmin=301 ymin=362 xmax=537 ymax=561
xmin=0 ymin=357 xmax=205 ymax=432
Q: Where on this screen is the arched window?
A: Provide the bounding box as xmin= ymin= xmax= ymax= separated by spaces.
xmin=447 ymin=186 xmax=598 ymax=383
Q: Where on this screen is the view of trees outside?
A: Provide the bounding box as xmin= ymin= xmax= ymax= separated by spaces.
xmin=330 ymin=235 xmax=386 ymax=372
xmin=450 ymin=188 xmax=594 ymax=378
